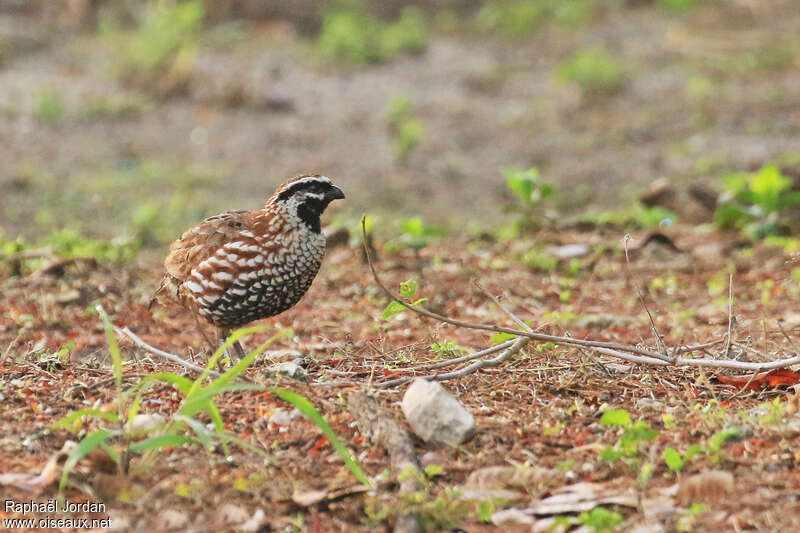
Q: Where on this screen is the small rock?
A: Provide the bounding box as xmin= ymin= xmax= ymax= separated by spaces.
xmin=546 ymin=244 xmax=590 ymax=259
xmin=269 ymin=408 xmax=300 ymax=426
xmin=675 ymin=471 xmax=734 ymax=505
xmin=401 ymin=379 xmax=475 ymax=446
xmin=155 ymin=509 xmax=189 ymax=530
xmin=785 ymin=417 xmax=800 ymax=434
xmin=292 ymin=489 xmax=328 ymax=506
xmin=127 ymin=413 xmax=166 ymax=434
xmin=491 ymin=508 xmax=534 ymax=526
xmin=256 ymin=349 xmax=304 ymax=365
xmin=636 ymin=398 xmax=664 ymax=412
xmin=696 ymin=303 xmax=728 ymax=325
xmin=533 ymin=517 xmax=567 ymax=533
xmin=237 ymin=509 xmax=266 ymax=533
xmin=55 ymin=289 xmax=81 ymax=304
xmin=420 ymin=450 xmax=448 ymax=466
xmin=263 ymin=360 xmax=308 ymax=381
xmin=106 ymin=510 xmax=131 ymax=532
xmin=219 ymin=503 xmax=250 ymax=524
xmin=628 ymin=522 xmax=666 ymax=533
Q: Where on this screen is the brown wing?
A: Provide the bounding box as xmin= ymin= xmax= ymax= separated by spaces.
xmin=164 ymin=210 xmax=251 ymax=283
xmin=150 ymin=210 xmax=252 ymax=308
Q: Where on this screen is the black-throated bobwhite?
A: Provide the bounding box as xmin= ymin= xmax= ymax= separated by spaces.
xmin=151 ymin=174 xmax=345 ymax=357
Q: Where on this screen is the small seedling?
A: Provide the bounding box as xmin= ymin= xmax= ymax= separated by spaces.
xmin=599 ymin=409 xmax=659 ymax=480
xmin=579 ymin=506 xmax=624 ymax=533
xmin=53 ymin=309 xmax=369 ymax=489
xmin=714 ymin=164 xmax=800 ymax=240
xmin=430 ymin=340 xmax=466 ymax=359
xmin=386 ymin=95 xmax=425 ymax=163
xmin=318 ymin=5 xmax=428 ymax=64
xmin=382 ymin=279 xmax=428 ymax=320
xmin=663 ymin=445 xmax=702 ymax=472
xmin=389 ymin=216 xmax=446 ymax=253
xmin=556 ymin=46 xmax=626 ymax=96
xmin=502 ymin=167 xmax=555 ymax=233
xmin=36 ymin=89 xmax=65 ymax=124
xmin=106 ymin=0 xmax=204 ymax=97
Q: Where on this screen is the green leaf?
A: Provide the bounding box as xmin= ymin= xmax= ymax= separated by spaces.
xmin=490 ymin=332 xmax=517 ymax=344
xmin=684 ymin=443 xmax=703 ymax=462
xmin=708 ymin=427 xmax=741 ymax=452
xmin=272 ymin=388 xmax=370 ymax=486
xmin=600 ymin=447 xmax=621 ymax=462
xmin=130 ymin=372 xmax=194 ymax=396
xmin=193 ymin=324 xmax=270 ymax=394
xmin=578 ymin=506 xmax=623 ymax=533
xmin=173 ymin=414 xmax=213 ymax=450
xmin=600 ymin=409 xmax=631 ymax=427
xmin=503 ymin=167 xmax=541 ymax=205
xmin=664 ymin=447 xmax=683 ymax=472
xmin=179 ymin=383 xmax=264 ymax=418
xmin=382 ymin=300 xmax=406 ymax=320
xmin=424 ymin=464 xmax=444 ymax=478
xmin=96 ymin=306 xmax=123 ymax=391
xmin=60 ymin=429 xmax=122 ymax=490
xmin=399 ymin=279 xmax=418 ymax=299
xmin=400 ymin=216 xmax=425 ymax=237
xmin=129 ymin=434 xmax=197 ymax=453
xmin=51 ymin=409 xmax=120 ymax=432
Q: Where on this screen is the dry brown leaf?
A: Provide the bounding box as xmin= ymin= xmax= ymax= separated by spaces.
xmin=0 ymin=440 xmax=76 ymax=495
xmin=526 ymin=482 xmax=637 ymax=515
xmin=675 ymin=471 xmax=734 ymax=505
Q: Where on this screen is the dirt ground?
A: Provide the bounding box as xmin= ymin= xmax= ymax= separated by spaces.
xmin=3 ymin=228 xmax=800 ymax=532
xmin=3 ymin=1 xmax=800 ymax=532
xmin=1 ymin=1 xmax=800 ymax=238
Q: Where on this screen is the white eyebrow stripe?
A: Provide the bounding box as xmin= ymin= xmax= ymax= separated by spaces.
xmin=292 ymin=176 xmax=331 ymax=186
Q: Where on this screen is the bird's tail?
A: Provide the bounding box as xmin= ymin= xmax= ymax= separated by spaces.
xmin=149 ymin=276 xmax=179 ymax=311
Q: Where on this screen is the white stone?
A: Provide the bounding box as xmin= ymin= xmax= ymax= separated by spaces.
xmin=128 ymin=413 xmax=166 ymax=434
xmin=401 ymin=379 xmax=475 ymax=446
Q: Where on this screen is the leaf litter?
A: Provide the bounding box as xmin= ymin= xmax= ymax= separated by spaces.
xmin=2 ymin=228 xmax=800 ymax=531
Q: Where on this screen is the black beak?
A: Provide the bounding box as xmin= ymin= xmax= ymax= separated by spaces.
xmin=326 ymin=185 xmax=345 ymax=201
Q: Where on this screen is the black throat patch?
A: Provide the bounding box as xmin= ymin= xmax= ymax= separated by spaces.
xmin=297 ymin=201 xmax=322 ymax=233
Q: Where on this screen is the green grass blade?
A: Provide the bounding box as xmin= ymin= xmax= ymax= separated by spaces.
xmin=207 ymin=327 xmax=294 ymax=391
xmin=60 ymin=429 xmax=122 ymax=490
xmin=205 ymin=401 xmax=228 ymax=454
xmin=173 ymin=415 xmax=213 ymax=450
xmin=96 ymin=306 xmax=123 ymax=391
xmin=272 ymin=388 xmax=370 ymax=486
xmin=99 ymin=442 xmax=121 ymax=464
xmin=189 ymin=325 xmax=270 ymax=395
xmin=127 ymin=372 xmax=194 ymax=396
xmin=179 ymin=383 xmax=264 ymax=418
xmin=51 ymin=409 xmax=120 ymax=432
xmin=128 ymin=434 xmax=197 ymax=453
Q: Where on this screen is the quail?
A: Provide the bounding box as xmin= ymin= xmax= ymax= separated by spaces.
xmin=151 ymin=174 xmax=345 ymax=358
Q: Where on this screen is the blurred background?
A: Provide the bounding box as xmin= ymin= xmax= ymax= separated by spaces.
xmin=1 ymin=0 xmax=799 ymax=258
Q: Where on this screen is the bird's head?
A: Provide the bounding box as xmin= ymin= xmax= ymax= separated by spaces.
xmin=270 ymin=174 xmax=345 ymax=232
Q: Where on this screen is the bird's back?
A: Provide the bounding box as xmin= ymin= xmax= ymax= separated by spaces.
xmin=155 ymin=206 xmax=326 ymax=327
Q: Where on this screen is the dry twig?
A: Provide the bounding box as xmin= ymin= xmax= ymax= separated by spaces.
xmin=359 ymin=216 xmax=800 ymax=383
xmin=114 ymin=326 xmax=226 ymax=379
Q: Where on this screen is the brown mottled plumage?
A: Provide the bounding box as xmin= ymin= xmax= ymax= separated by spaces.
xmin=151 ymin=174 xmax=344 ymax=357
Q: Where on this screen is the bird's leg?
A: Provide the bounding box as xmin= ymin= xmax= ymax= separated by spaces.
xmin=217 ymin=328 xmax=247 ymax=367
xmin=232 ymin=340 xmax=247 ymax=360
xmin=217 ymin=327 xmax=235 ymax=369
